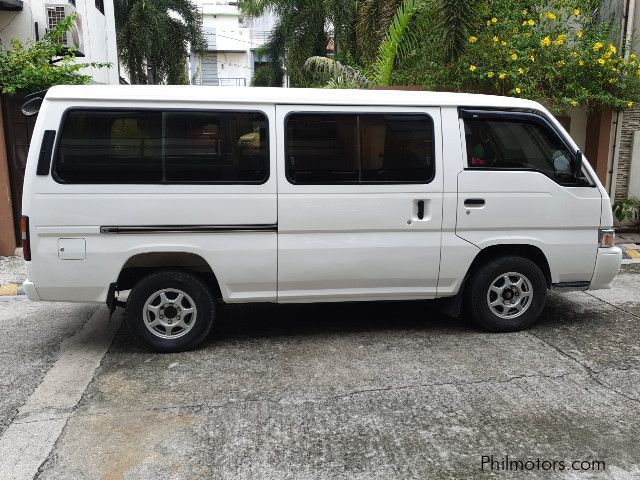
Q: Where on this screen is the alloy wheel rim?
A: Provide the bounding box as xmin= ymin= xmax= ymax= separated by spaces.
xmin=486 ymin=272 xmax=533 ymax=320
xmin=143 ymin=288 xmax=197 ymax=339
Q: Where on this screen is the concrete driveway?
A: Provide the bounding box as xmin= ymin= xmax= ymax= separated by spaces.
xmin=0 ymin=265 xmax=639 ymax=479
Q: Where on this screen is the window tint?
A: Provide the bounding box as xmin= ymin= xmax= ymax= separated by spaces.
xmin=54 ymin=110 xmax=269 ymax=184
xmin=360 ymin=114 xmax=434 ymax=182
xmin=286 ymin=114 xmax=358 ymax=183
xmin=56 ymin=111 xmax=162 ymax=183
xmin=164 ymin=112 xmax=268 ymax=183
xmin=286 ymin=113 xmax=434 ymax=184
xmin=464 ymin=118 xmax=577 ymax=184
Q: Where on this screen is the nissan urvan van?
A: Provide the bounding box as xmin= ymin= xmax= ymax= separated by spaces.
xmin=21 ymin=86 xmax=622 ymax=352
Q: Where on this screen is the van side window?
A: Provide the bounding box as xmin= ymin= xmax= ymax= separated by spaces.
xmin=56 ymin=111 xmax=162 ymax=183
xmin=164 ymin=112 xmax=268 ymax=182
xmin=463 ymin=118 xmax=577 ymax=185
xmin=54 ymin=110 xmax=269 ymax=184
xmin=286 ymin=113 xmax=434 ymax=184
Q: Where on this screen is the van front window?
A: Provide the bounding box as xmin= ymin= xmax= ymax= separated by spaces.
xmin=463 ymin=117 xmax=584 ymax=185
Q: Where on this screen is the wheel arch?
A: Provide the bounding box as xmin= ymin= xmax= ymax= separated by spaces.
xmin=465 ymin=244 xmax=552 ymax=289
xmin=115 ymin=251 xmax=223 ymax=300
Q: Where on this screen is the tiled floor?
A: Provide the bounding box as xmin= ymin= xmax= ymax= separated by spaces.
xmin=617 ymin=231 xmax=640 ymax=263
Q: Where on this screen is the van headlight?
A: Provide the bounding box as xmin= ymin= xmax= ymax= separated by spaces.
xmin=599 ymin=228 xmax=616 ymax=248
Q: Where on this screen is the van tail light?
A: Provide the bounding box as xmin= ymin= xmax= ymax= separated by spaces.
xmin=599 ymin=228 xmax=615 ymax=248
xmin=21 ymin=216 xmax=31 ymax=261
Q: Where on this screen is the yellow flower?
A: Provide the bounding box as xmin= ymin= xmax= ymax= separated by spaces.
xmin=571 ymin=100 xmax=578 ymax=107
xmin=527 ymin=19 xmax=535 ymax=26
xmin=530 ymin=55 xmax=535 ymax=62
xmin=553 ymin=35 xmax=567 ymax=46
xmin=557 ymin=60 xmax=566 ymax=67
xmin=469 ymin=36 xmax=478 ymax=43
xmin=491 ymin=17 xmax=497 ymax=23
xmin=608 ymin=78 xmax=618 ymax=84
xmin=628 ymin=101 xmax=635 ymax=108
xmin=487 ymin=71 xmax=494 ymax=78
xmin=521 ymin=9 xmax=528 ymax=15
xmin=608 ymin=44 xmax=617 ymax=54
xmin=499 ymin=72 xmax=507 ymax=79
xmin=571 ymin=51 xmax=579 ymax=57
xmin=577 ymin=31 xmax=584 ymax=39
xmin=492 ymin=36 xmax=499 ymax=43
xmin=631 ymin=53 xmax=637 ymax=59
xmin=515 ymin=87 xmax=522 ymax=94
xmin=593 ymin=42 xmax=604 ymax=51
xmin=510 ymin=53 xmax=518 ymax=60
xmin=469 ymin=65 xmax=477 ymax=72
xmin=518 ymin=68 xmax=524 ymax=74
xmin=501 ymin=41 xmax=507 ymax=46
xmin=598 ymin=58 xmax=606 ymax=65
xmin=486 ymin=20 xmax=492 ymax=26
xmin=541 ymin=36 xmax=551 ymax=47
xmin=579 ymin=60 xmax=585 ymax=66
xmin=546 ymin=12 xmax=557 ymax=21
xmin=574 ymin=9 xmax=581 ymax=16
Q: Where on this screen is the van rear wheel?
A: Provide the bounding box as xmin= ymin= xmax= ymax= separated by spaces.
xmin=126 ymin=270 xmax=215 ymax=352
xmin=465 ymin=256 xmax=547 ymax=332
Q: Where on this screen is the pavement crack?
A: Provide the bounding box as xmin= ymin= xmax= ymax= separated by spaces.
xmin=324 ymin=372 xmax=574 ymax=401
xmin=527 ymin=331 xmax=640 ymax=406
xmin=584 ymin=291 xmax=640 ymax=320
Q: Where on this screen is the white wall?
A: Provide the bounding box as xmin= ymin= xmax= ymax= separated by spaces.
xmin=0 ymin=0 xmax=118 ymax=85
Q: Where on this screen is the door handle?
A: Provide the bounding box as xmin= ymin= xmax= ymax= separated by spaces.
xmin=464 ymin=198 xmax=485 ymax=207
xmin=417 ymin=200 xmax=425 ymax=220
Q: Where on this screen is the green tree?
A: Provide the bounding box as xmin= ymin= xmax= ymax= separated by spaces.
xmin=239 ymin=0 xmax=358 ymax=87
xmin=0 ymin=15 xmax=109 ymax=95
xmin=115 ymin=0 xmax=206 ymax=84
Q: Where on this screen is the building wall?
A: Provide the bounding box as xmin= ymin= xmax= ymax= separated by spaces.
xmin=191 ymin=0 xmax=276 ymax=87
xmin=0 ymin=0 xmax=119 ymax=85
xmin=614 ymin=107 xmax=640 ymax=201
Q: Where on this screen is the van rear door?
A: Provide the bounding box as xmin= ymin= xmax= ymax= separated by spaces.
xmin=275 ymin=105 xmax=443 ymax=302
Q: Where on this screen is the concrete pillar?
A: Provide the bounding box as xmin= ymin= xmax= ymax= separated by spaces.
xmin=0 ymin=100 xmax=17 ymax=256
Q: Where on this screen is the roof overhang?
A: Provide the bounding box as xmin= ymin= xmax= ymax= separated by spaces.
xmin=0 ymin=0 xmax=23 ymax=11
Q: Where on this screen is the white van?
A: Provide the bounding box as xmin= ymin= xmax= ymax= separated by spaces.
xmin=21 ymin=86 xmax=622 ymax=351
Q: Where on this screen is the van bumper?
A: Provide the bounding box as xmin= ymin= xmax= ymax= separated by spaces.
xmin=589 ymin=247 xmax=623 ymax=291
xmin=23 ymin=280 xmax=41 ymax=301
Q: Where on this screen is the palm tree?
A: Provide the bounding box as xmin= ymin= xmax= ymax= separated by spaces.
xmin=240 ymin=0 xmax=359 ymax=87
xmin=115 ymin=0 xmax=206 ymax=84
xmin=304 ymin=0 xmax=479 ymax=87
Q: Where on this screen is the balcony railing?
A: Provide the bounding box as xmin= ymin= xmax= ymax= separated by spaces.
xmin=196 ymin=77 xmax=247 ymax=87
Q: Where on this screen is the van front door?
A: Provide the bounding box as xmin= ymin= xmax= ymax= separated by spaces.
xmin=455 ymin=110 xmax=602 ymax=283
xmin=276 ymin=105 xmax=443 ymax=302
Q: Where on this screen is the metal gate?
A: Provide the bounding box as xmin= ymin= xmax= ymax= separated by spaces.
xmin=1 ymin=94 xmax=37 ymax=245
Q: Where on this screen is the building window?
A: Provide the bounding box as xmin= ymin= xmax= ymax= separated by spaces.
xmin=285 ymin=113 xmax=435 ymax=184
xmin=46 ymin=6 xmax=67 ymax=43
xmin=54 ymin=109 xmax=269 ymax=184
xmin=95 ymin=0 xmax=104 ymax=14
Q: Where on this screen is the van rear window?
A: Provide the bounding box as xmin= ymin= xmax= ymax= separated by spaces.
xmin=54 ymin=110 xmax=269 ymax=184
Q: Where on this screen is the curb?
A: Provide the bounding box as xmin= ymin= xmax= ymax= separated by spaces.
xmin=0 ymin=284 xmax=25 ymax=296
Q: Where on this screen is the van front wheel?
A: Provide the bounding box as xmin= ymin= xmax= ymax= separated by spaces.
xmin=466 ymin=256 xmax=547 ymax=332
xmin=126 ymin=270 xmax=215 ymax=352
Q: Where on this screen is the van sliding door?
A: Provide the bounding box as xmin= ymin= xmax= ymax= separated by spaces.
xmin=275 ymin=105 xmax=444 ymax=302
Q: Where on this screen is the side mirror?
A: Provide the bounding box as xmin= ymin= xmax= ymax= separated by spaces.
xmin=21 ymin=97 xmax=43 ymax=117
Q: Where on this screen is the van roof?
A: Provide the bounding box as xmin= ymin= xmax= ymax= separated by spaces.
xmin=45 ymin=85 xmax=544 ymax=110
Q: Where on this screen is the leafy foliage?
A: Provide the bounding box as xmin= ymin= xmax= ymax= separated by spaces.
xmin=394 ymin=0 xmax=640 ymax=111
xmin=613 ymin=197 xmax=640 ymax=223
xmin=115 ymin=0 xmax=206 ymax=84
xmin=240 ymin=0 xmax=337 ymax=87
xmin=436 ymin=0 xmax=479 ymax=63
xmin=0 ymin=15 xmax=110 ymax=95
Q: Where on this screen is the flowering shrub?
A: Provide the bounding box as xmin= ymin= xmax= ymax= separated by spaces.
xmin=458 ymin=3 xmax=640 ymax=110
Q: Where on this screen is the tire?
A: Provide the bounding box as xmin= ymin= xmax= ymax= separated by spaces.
xmin=126 ymin=270 xmax=215 ymax=352
xmin=465 ymin=256 xmax=547 ymax=332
